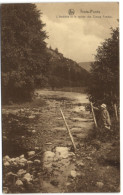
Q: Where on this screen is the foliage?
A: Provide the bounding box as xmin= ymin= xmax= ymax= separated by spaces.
xmin=1 ymin=4 xmax=48 ymax=103
xmin=2 ymin=3 xmax=90 ymax=103
xmin=88 ymin=28 xmax=119 ymax=107
xmin=47 ymin=48 xmax=90 ymax=89
xmin=54 ymin=48 xmax=59 ymax=54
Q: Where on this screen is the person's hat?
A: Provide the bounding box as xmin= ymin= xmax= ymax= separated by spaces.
xmin=101 ymin=104 xmax=106 ymax=109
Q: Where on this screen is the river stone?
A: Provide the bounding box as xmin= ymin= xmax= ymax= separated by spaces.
xmin=3 ymin=155 xmax=10 ymax=161
xmin=17 ymin=169 xmax=26 ymax=176
xmin=72 ymin=106 xmax=85 ymax=113
xmin=76 ymin=161 xmax=85 ymax=167
xmin=71 ymin=127 xmax=82 ymax=133
xmin=20 ymin=109 xmax=24 ymax=112
xmin=34 ymin=159 xmax=41 ymax=164
xmin=28 ymin=151 xmax=35 ymax=157
xmin=43 ymin=151 xmax=55 ymax=162
xmin=13 ymin=161 xmax=18 ymax=167
xmin=27 ymin=160 xmax=33 ymax=165
xmin=20 ymin=155 xmax=24 ymax=159
xmin=70 ymin=170 xmax=77 ymax=178
xmin=35 ymin=147 xmax=40 ymax=151
xmin=86 ymin=156 xmax=92 ymax=160
xmin=54 ymin=127 xmax=66 ymax=131
xmin=19 ymin=158 xmax=27 ymax=164
xmin=46 ymin=142 xmax=52 ymax=145
xmin=28 ymin=115 xmax=35 ymax=119
xmin=15 ymin=179 xmax=23 ymax=186
xmin=19 ymin=163 xmax=25 ymax=167
xmin=3 ymin=136 xmax=7 ymax=140
xmin=15 ymin=157 xmax=20 ymax=162
xmin=67 ymin=142 xmax=72 ymax=147
xmin=32 ymin=130 xmax=36 ymax=134
xmin=44 ymin=162 xmax=53 ymax=169
xmin=10 ymin=158 xmax=16 ymax=162
xmin=66 ymin=182 xmax=71 ymax=186
xmin=23 ymin=173 xmax=33 ymax=182
xmin=55 ymin=147 xmax=69 ymax=159
xmin=96 ymin=182 xmax=104 ymax=188
xmin=4 ymin=161 xmax=10 ymax=167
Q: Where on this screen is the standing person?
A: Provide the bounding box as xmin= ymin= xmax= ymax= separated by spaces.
xmin=93 ymin=103 xmax=111 ymax=130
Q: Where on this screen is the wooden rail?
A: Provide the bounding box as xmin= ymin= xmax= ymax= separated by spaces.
xmin=90 ymin=102 xmax=98 ymax=128
xmin=60 ymin=108 xmax=76 ymax=151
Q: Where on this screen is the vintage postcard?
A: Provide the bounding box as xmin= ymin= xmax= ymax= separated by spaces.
xmin=1 ymin=2 xmax=119 ymax=193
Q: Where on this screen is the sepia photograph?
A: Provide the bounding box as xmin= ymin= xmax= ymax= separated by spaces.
xmin=1 ymin=1 xmax=120 ymax=193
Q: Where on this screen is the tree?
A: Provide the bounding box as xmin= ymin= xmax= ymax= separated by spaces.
xmin=55 ymin=48 xmax=59 ymax=54
xmin=1 ymin=4 xmax=48 ymax=103
xmin=88 ymin=28 xmax=119 ymax=109
xmin=49 ymin=45 xmax=52 ymax=50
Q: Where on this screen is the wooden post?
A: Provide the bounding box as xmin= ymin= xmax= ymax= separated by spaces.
xmin=90 ymin=102 xmax=98 ymax=128
xmin=114 ymin=104 xmax=118 ymax=121
xmin=60 ymin=108 xmax=76 ymax=151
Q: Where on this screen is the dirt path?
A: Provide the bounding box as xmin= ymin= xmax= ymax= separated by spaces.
xmin=3 ymin=90 xmax=120 ymax=193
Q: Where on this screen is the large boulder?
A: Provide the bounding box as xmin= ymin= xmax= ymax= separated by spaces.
xmin=18 ymin=158 xmax=27 ymax=167
xmin=55 ymin=147 xmax=69 ymax=159
xmin=23 ymin=173 xmax=33 ymax=182
xmin=17 ymin=169 xmax=26 ymax=177
xmin=4 ymin=161 xmax=10 ymax=167
xmin=43 ymin=151 xmax=55 ymax=162
xmin=15 ymin=179 xmax=23 ymax=186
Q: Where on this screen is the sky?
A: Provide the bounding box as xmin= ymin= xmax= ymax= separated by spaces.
xmin=36 ymin=2 xmax=119 ymax=63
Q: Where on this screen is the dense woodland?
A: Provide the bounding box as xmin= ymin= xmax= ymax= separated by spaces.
xmin=1 ymin=3 xmax=89 ymax=104
xmin=88 ymin=27 xmax=119 ymax=115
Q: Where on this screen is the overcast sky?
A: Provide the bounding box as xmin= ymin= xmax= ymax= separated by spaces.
xmin=36 ymin=2 xmax=119 ymax=63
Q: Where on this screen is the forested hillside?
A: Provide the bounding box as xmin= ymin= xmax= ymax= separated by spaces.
xmin=78 ymin=62 xmax=92 ymax=72
xmin=46 ymin=48 xmax=90 ymax=89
